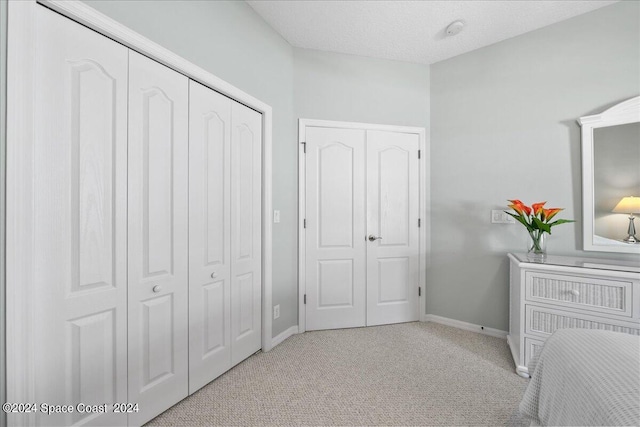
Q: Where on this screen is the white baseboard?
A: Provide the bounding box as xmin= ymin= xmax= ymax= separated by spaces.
xmin=423 ymin=314 xmax=508 ymax=339
xmin=270 ymin=325 xmax=299 ymax=349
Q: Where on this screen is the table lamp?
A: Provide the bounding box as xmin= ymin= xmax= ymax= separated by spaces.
xmin=612 ymin=196 xmax=640 ymax=243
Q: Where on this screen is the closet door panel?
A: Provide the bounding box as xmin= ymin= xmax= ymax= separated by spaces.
xmin=188 ymin=81 xmax=232 ymax=393
xmin=31 ymin=6 xmax=128 ymax=426
xmin=366 ymin=130 xmax=420 ymax=326
xmin=231 ymin=103 xmax=263 ymax=365
xmin=128 ymin=50 xmax=189 ymax=426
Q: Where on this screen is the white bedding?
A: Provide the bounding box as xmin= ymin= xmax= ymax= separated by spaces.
xmin=519 ymin=329 xmax=640 ymax=426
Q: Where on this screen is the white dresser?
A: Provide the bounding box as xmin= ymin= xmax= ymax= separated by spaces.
xmin=508 ymin=253 xmax=640 ymax=378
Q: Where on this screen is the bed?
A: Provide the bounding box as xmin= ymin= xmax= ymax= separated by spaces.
xmin=519 ymin=328 xmax=640 ymax=426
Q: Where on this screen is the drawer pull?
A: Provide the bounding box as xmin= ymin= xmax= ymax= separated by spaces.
xmin=570 ymin=289 xmax=580 ymax=297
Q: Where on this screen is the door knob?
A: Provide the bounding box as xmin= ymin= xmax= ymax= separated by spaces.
xmin=368 ymin=235 xmax=383 ymax=242
xmin=211 ymin=272 xmax=218 ymax=279
xmin=152 ymin=285 xmax=162 ymax=293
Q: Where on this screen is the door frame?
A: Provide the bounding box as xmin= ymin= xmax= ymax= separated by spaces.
xmin=298 ymin=119 xmax=429 ymax=333
xmin=6 ymin=0 xmax=274 ymax=415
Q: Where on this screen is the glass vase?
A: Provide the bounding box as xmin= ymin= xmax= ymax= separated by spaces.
xmin=527 ymin=230 xmax=547 ymax=261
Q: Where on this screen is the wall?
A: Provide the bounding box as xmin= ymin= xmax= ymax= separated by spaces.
xmin=82 ymin=0 xmax=298 ymax=336
xmin=429 ymin=0 xmax=640 ymax=331
xmin=294 ymin=48 xmax=430 ymax=127
xmin=1 ymin=0 xmax=7 ymax=423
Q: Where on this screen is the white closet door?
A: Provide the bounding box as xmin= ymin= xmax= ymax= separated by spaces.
xmin=366 ymin=130 xmax=420 ymax=326
xmin=128 ymin=51 xmax=189 ymax=425
xmin=29 ymin=6 xmax=129 ymax=427
xmin=230 ymin=103 xmax=263 ymax=365
xmin=305 ymin=127 xmax=367 ymax=331
xmin=188 ymin=81 xmax=232 ymax=393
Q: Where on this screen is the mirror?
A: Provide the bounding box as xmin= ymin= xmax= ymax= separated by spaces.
xmin=579 ymin=96 xmax=640 ymax=254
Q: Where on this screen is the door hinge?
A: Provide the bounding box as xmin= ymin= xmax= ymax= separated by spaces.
xmin=418 ymin=150 xmax=421 ymax=159
xmin=418 ymin=287 xmax=421 ymax=297
xmin=303 ymin=219 xmax=306 ymax=228
xmin=418 ymin=218 xmax=421 ymax=227
xmin=304 ymin=294 xmax=307 ymax=304
xmin=301 ymin=141 xmax=306 ymax=153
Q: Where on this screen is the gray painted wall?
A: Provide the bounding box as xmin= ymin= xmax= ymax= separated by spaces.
xmin=1 ymin=0 xmax=7 ymax=423
xmin=429 ymin=0 xmax=640 ymax=331
xmin=82 ymin=0 xmax=298 ymax=336
xmin=294 ymin=48 xmax=430 ymax=128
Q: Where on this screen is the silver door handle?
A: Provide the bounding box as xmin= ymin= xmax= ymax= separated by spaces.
xmin=368 ymin=235 xmax=383 ymax=242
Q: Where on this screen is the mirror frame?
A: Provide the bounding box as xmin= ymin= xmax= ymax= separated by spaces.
xmin=578 ymin=95 xmax=640 ymax=254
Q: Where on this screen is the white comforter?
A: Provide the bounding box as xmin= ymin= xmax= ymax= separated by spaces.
xmin=519 ymin=329 xmax=640 ymax=426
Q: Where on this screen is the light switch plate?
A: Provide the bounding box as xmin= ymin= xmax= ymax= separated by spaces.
xmin=491 ymin=210 xmax=515 ymax=224
xmin=273 ymin=304 xmax=280 ymax=319
xmin=273 ymin=210 xmax=280 ymax=223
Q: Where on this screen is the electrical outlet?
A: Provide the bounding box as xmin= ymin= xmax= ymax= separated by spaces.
xmin=273 ymin=304 xmax=280 ymax=320
xmin=491 ymin=210 xmax=515 ymax=224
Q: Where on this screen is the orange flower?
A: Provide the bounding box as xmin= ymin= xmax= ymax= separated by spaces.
xmin=543 ymin=208 xmax=563 ymax=221
xmin=532 ymin=202 xmax=546 ymax=216
xmin=506 ymin=199 xmax=574 ymax=237
xmin=508 ymin=199 xmax=531 ymax=216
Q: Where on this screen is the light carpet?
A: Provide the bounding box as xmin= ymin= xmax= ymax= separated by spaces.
xmin=146 ymin=322 xmax=529 ymax=426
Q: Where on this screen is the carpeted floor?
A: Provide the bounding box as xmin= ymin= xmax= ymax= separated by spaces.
xmin=146 ymin=322 xmax=530 ymax=426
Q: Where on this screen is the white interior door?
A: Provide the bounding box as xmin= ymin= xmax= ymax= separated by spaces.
xmin=30 ymin=7 xmax=128 ymax=426
xmin=188 ymin=81 xmax=232 ymax=393
xmin=305 ymin=127 xmax=367 ymax=331
xmin=304 ymin=124 xmax=421 ymax=331
xmin=128 ymin=50 xmax=189 ymax=425
xmin=230 ymin=102 xmax=263 ymax=365
xmin=366 ymin=130 xmax=420 ymax=326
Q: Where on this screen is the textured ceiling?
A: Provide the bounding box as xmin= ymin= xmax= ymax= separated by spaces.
xmin=247 ymin=0 xmax=618 ymax=64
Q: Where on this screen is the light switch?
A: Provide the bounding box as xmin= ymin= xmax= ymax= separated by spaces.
xmin=491 ymin=210 xmax=515 ymax=224
xmin=274 ymin=210 xmax=280 ymax=223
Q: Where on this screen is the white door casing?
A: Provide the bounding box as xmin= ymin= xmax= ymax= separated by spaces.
xmin=27 ymin=6 xmax=129 ymax=426
xmin=366 ymin=130 xmax=420 ymax=326
xmin=299 ymin=120 xmax=427 ymax=332
xmin=230 ymin=102 xmax=263 ymax=364
xmin=188 ymin=81 xmax=233 ymax=393
xmin=304 ymin=127 xmax=367 ymax=331
xmin=127 ymin=50 xmax=189 ymax=425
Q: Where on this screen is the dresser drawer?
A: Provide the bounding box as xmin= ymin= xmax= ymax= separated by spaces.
xmin=525 ymin=271 xmax=632 ymax=317
xmin=525 ymin=304 xmax=640 ymax=337
xmin=524 ymin=336 xmax=545 ymax=368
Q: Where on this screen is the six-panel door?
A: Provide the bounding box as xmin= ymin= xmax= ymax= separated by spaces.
xmin=31 ymin=6 xmax=129 ymax=426
xmin=127 ymin=51 xmax=190 ymax=426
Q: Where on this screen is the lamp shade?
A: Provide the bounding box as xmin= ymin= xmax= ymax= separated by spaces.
xmin=612 ymin=196 xmax=640 ymax=214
